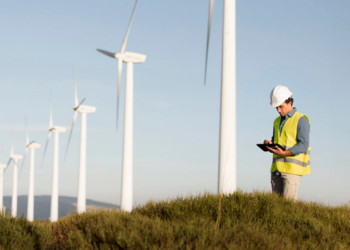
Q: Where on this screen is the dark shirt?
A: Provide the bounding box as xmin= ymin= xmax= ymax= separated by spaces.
xmin=271 ymin=108 xmax=310 ymax=155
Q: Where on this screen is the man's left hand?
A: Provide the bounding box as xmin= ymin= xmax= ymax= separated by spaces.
xmin=266 ymin=146 xmax=293 ymax=157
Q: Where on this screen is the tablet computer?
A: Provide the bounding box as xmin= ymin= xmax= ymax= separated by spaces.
xmin=257 ymin=144 xmax=285 ymax=152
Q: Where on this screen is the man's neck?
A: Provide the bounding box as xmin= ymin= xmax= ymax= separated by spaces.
xmin=287 ymin=107 xmax=294 ymax=114
xmin=281 ymin=107 xmax=294 ymax=118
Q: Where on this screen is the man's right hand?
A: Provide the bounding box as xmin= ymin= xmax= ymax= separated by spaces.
xmin=264 ymin=140 xmax=272 ymax=144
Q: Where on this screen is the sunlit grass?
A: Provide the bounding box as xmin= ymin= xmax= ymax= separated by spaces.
xmin=1 ymin=190 xmax=350 ymax=249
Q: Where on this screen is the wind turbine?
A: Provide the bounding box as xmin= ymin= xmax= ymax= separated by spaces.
xmin=204 ymin=0 xmax=236 ymax=195
xmin=0 ymin=146 xmax=7 ymax=214
xmin=0 ymin=165 xmax=6 ymax=215
xmin=41 ymin=105 xmax=66 ymax=222
xmin=65 ymin=72 xmax=96 ymax=214
xmin=7 ymin=130 xmax=23 ymax=217
xmin=20 ymin=119 xmax=41 ymax=222
xmin=97 ymin=0 xmax=146 ymax=212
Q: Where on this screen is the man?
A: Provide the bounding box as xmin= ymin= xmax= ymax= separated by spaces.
xmin=264 ymin=85 xmax=311 ymax=201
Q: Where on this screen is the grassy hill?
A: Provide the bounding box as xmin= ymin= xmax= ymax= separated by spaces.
xmin=1 ymin=191 xmax=350 ymax=249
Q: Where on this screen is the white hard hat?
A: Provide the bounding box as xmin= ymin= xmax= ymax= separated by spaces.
xmin=270 ymin=85 xmax=292 ymax=107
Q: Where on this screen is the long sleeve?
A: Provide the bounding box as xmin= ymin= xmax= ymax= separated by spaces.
xmin=289 ymin=117 xmax=310 ymax=155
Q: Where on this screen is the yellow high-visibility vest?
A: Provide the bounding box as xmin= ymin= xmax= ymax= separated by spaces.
xmin=271 ymin=111 xmax=311 ymax=176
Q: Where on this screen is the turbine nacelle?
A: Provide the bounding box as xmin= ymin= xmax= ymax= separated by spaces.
xmin=26 ymin=141 xmax=36 ymax=148
xmin=0 ymin=164 xmax=7 ymax=170
xmin=27 ymin=142 xmax=41 ymax=149
xmin=10 ymin=155 xmax=23 ymax=161
xmin=119 ymin=52 xmax=146 ymax=64
xmin=99 ymin=50 xmax=147 ymax=64
xmin=49 ymin=126 xmax=66 ymax=133
xmin=74 ymin=105 xmax=96 ymax=114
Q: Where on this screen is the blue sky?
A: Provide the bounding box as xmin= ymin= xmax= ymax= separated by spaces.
xmin=0 ymin=0 xmax=349 ymax=206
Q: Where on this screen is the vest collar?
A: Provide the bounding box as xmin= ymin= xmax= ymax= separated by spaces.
xmin=282 ymin=107 xmax=297 ymax=119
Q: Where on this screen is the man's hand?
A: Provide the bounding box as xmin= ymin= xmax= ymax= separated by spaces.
xmin=266 ymin=146 xmax=293 ymax=157
xmin=264 ymin=140 xmax=272 ymax=144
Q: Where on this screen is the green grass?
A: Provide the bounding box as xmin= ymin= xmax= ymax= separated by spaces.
xmin=1 ymin=191 xmax=350 ymax=249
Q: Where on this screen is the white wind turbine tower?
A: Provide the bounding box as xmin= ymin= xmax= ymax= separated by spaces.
xmin=65 ymin=72 xmax=96 ymax=214
xmin=204 ymin=0 xmax=236 ymax=195
xmin=0 ymin=164 xmax=6 ymax=214
xmin=41 ymin=105 xmax=66 ymax=222
xmin=0 ymin=146 xmax=7 ymax=214
xmin=97 ymin=0 xmax=146 ymax=212
xmin=7 ymin=130 xmax=23 ymax=217
xmin=20 ymin=119 xmax=41 ymax=221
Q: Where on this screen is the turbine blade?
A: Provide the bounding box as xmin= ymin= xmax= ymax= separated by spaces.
xmin=40 ymin=132 xmax=52 ymax=168
xmin=120 ymin=0 xmax=138 ymax=53
xmin=21 ymin=147 xmax=28 ymax=169
xmin=116 ymin=59 xmax=123 ymax=130
xmin=4 ymin=159 xmax=12 ymax=174
xmin=96 ymin=49 xmax=117 ymax=58
xmin=65 ymin=111 xmax=78 ymax=160
xmin=6 ymin=158 xmax=12 ymax=168
xmin=74 ymin=69 xmax=78 ymax=107
xmin=19 ymin=147 xmax=28 ymax=179
xmin=204 ymin=0 xmax=215 ymax=86
xmin=77 ymin=98 xmax=86 ymax=109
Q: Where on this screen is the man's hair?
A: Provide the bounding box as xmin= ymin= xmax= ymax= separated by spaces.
xmin=285 ymin=97 xmax=294 ymax=106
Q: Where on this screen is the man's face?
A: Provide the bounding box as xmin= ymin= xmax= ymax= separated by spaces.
xmin=276 ymin=102 xmax=293 ymax=117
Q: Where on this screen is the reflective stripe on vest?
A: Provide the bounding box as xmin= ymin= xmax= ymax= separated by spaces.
xmin=273 ymin=157 xmax=310 ymax=168
xmin=270 ymin=111 xmax=311 ymax=176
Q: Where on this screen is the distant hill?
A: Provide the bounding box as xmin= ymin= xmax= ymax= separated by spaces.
xmin=3 ymin=195 xmax=118 ymax=220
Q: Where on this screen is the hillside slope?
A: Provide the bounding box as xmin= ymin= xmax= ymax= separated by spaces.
xmin=1 ymin=191 xmax=350 ymax=249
